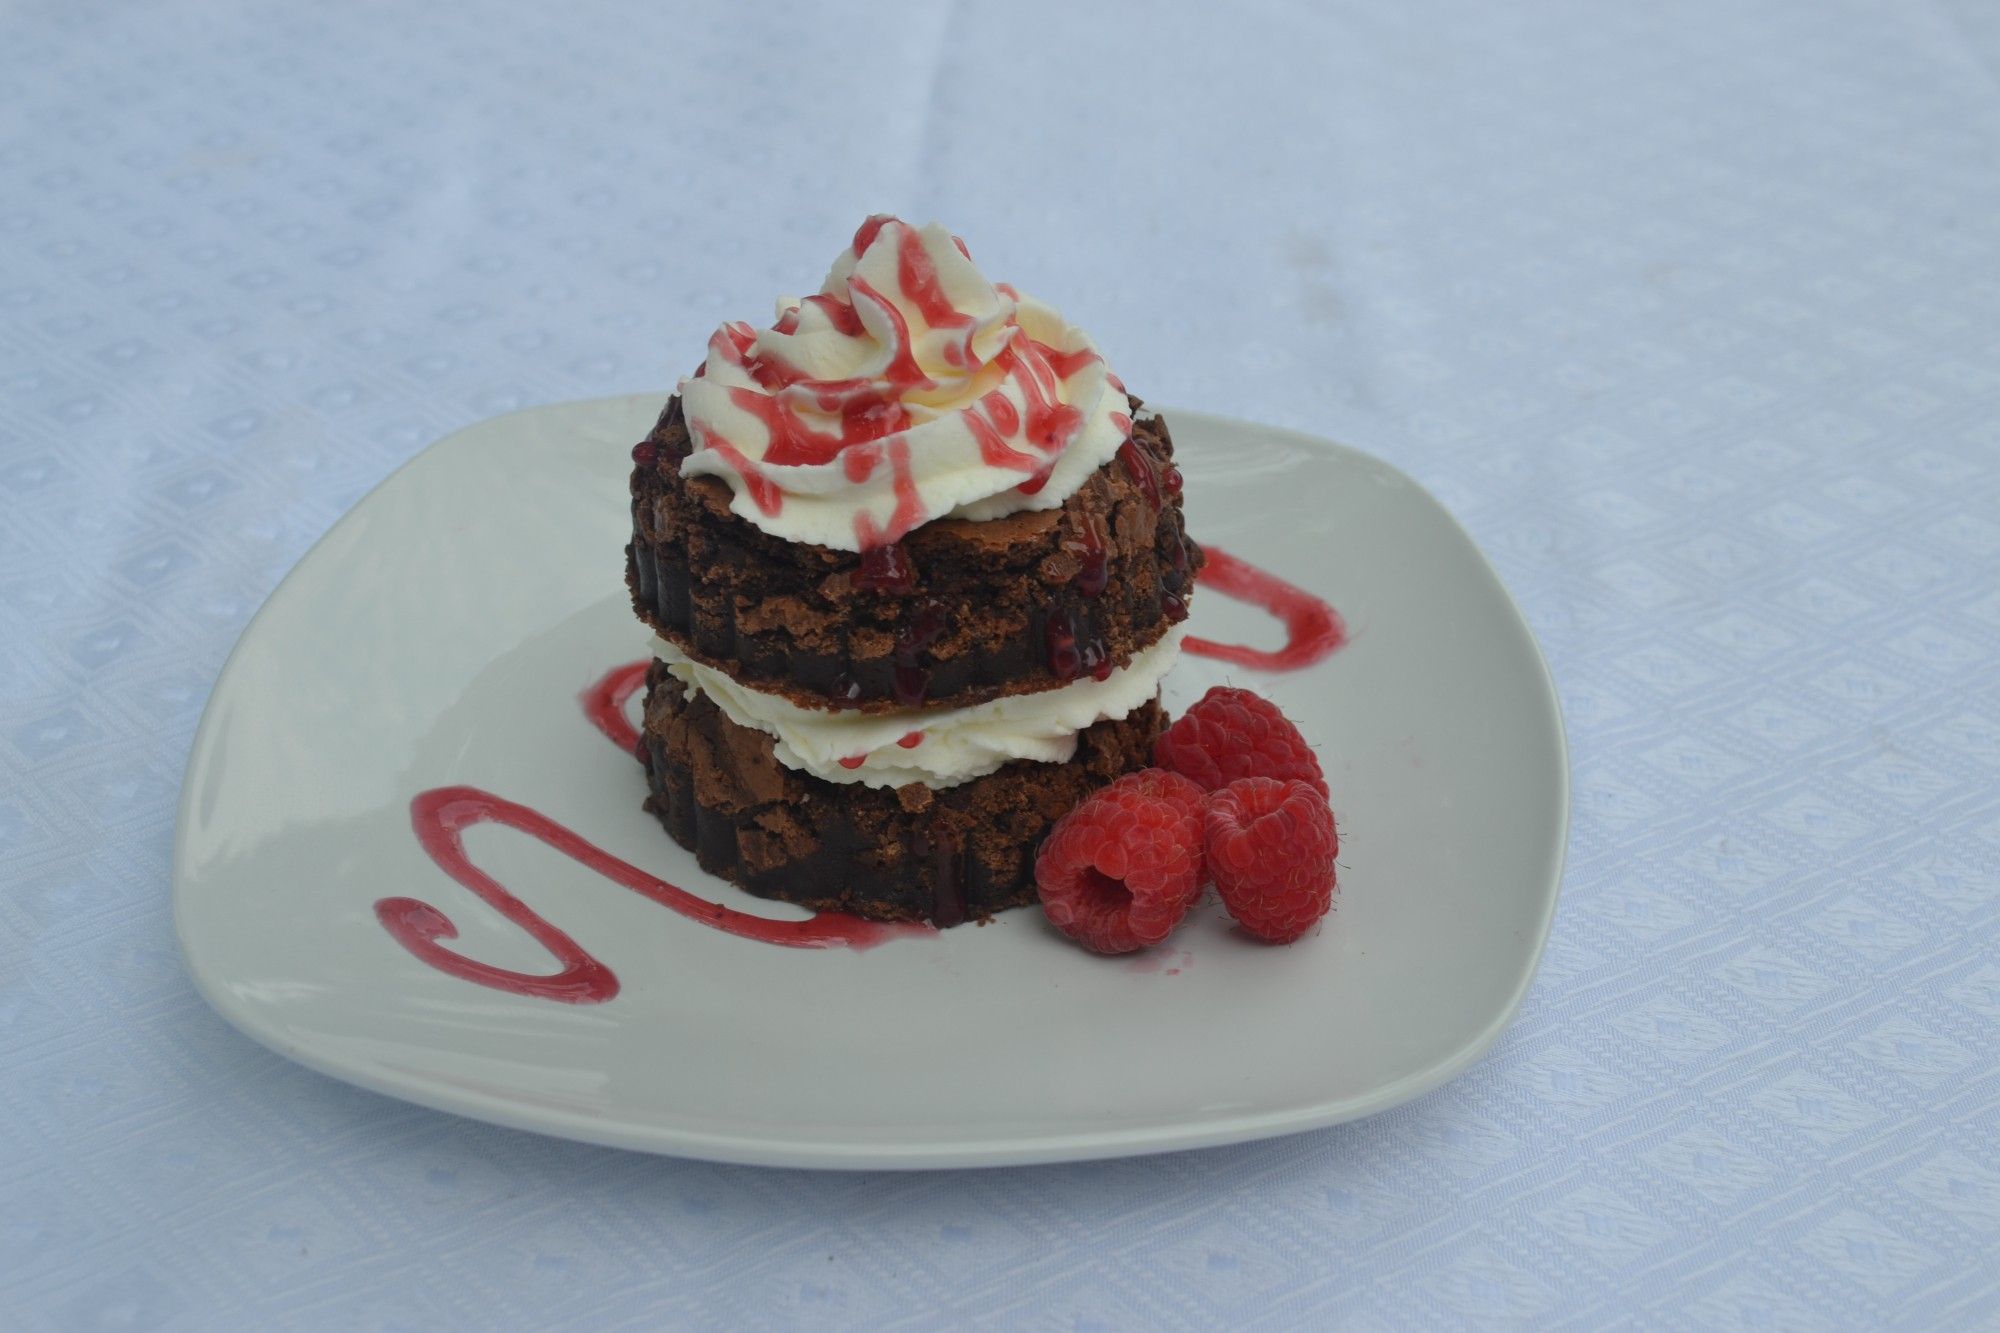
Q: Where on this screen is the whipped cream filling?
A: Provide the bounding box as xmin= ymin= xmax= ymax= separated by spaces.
xmin=652 ymin=627 xmax=1185 ymax=790
xmin=677 ymin=216 xmax=1131 ymax=552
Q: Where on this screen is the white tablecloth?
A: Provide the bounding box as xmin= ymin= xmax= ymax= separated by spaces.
xmin=4 ymin=1 xmax=1997 ymax=1327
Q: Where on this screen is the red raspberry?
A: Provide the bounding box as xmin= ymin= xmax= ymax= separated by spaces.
xmin=1205 ymin=777 xmax=1338 ymax=944
xmin=1154 ymin=686 xmax=1328 ymax=797
xmin=1035 ymin=769 xmax=1208 ymax=954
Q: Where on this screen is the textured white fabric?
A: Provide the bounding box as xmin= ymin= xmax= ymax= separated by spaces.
xmin=3 ymin=1 xmax=1998 ymax=1328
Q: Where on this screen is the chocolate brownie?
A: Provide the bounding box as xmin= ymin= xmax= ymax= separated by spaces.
xmin=637 ymin=663 xmax=1164 ymax=925
xmin=627 ymin=396 xmax=1202 ymax=713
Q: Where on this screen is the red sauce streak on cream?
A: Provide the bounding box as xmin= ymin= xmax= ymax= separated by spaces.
xmin=965 ymin=401 xmax=1042 ymax=474
xmin=887 ymin=444 xmax=930 ymax=544
xmin=999 ymin=341 xmax=1083 ymax=453
xmin=981 ymin=389 xmax=1020 ymax=436
xmin=707 ymin=322 xmax=756 ymax=370
xmin=698 ymin=434 xmax=783 ymax=516
xmin=841 ymin=440 xmax=880 ymax=483
xmin=837 ymin=755 xmax=866 ymax=770
xmin=847 ymin=274 xmax=930 ymax=392
xmin=1015 ymin=461 xmax=1057 ymax=496
xmin=578 ymin=659 xmax=648 ymax=754
xmin=726 ymin=387 xmax=842 ymax=466
xmin=897 ymin=731 xmax=925 ymax=749
xmin=852 ymin=214 xmax=892 ymax=255
xmin=852 ymin=435 xmax=926 ymax=549
xmin=728 ymin=386 xmax=912 ymax=468
xmin=801 ymin=292 xmax=863 ymax=336
xmin=1042 ymin=346 xmax=1102 ymax=381
xmin=1185 ymin=545 xmax=1347 ymax=671
xmin=897 ymin=226 xmax=976 ymax=352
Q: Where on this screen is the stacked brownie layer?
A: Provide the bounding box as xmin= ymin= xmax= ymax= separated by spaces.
xmin=637 ymin=668 xmax=1164 ymax=926
xmin=628 ymin=395 xmax=1200 ymax=711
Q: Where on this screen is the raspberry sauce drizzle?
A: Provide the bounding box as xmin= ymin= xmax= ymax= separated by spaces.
xmin=1186 ymin=545 xmax=1347 ymax=671
xmin=579 ymin=659 xmax=649 ymax=753
xmin=374 ymin=664 xmax=927 ymax=1003
xmin=854 ymin=542 xmax=917 ymax=593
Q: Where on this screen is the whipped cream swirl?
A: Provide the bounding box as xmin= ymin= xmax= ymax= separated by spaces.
xmin=652 ymin=628 xmax=1184 ymax=789
xmin=678 ymin=216 xmax=1132 ymax=551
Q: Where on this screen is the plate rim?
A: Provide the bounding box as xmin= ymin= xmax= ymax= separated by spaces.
xmin=172 ymin=394 xmax=1570 ymax=1170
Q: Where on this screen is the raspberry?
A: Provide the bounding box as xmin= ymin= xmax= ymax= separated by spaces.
xmin=1035 ymin=769 xmax=1208 ymax=954
xmin=1206 ymin=777 xmax=1338 ymax=944
xmin=1154 ymin=686 xmax=1328 ymax=797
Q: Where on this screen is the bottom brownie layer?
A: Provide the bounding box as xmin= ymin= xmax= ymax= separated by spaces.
xmin=637 ymin=662 xmax=1163 ymax=925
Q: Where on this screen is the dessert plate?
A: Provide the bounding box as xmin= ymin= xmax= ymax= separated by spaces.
xmin=173 ymin=394 xmax=1568 ymax=1169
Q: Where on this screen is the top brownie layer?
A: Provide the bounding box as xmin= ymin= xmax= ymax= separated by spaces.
xmin=627 ymin=394 xmax=1202 ymax=713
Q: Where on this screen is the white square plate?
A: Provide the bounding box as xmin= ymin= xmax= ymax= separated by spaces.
xmin=173 ymin=394 xmax=1567 ymax=1169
